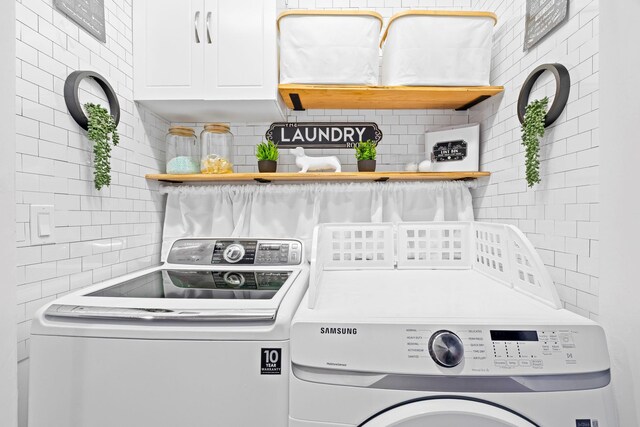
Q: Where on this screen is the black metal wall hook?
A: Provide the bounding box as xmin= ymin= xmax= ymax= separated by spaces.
xmin=63 ymin=70 xmax=121 ymax=131
xmin=517 ymin=63 xmax=570 ymax=128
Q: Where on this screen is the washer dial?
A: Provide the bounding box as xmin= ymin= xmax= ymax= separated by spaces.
xmin=223 ymin=243 xmax=245 ymax=263
xmin=429 ymin=330 xmax=464 ymax=368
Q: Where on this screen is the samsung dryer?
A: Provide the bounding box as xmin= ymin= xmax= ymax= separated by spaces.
xmin=28 ymin=238 xmax=308 ymax=427
xmin=289 ymin=222 xmax=617 ymax=427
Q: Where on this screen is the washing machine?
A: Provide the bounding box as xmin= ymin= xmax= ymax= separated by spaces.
xmin=28 ymin=237 xmax=308 ymax=427
xmin=289 ymin=222 xmax=617 ymax=427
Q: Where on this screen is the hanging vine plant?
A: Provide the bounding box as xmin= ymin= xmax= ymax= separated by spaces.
xmin=520 ymin=96 xmax=548 ymax=187
xmin=85 ymin=103 xmax=120 ymax=190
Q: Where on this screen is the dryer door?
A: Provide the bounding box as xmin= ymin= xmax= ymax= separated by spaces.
xmin=361 ymin=398 xmax=538 ymax=427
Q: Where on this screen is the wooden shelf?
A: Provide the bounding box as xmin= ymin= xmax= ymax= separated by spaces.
xmin=146 ymin=171 xmax=490 ymax=184
xmin=278 ymin=84 xmax=504 ymax=111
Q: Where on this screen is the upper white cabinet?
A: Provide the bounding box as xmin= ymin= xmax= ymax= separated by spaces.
xmin=133 ymin=0 xmax=284 ymax=122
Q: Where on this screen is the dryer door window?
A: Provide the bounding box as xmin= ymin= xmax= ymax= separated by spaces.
xmin=361 ymin=398 xmax=537 ymax=427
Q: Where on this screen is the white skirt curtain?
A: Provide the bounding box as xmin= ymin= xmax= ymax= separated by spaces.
xmin=160 ymin=181 xmax=475 ymax=260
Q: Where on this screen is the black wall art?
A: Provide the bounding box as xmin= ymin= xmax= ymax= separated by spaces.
xmin=64 ymin=70 xmax=121 ymax=131
xmin=517 ymin=63 xmax=570 ymax=128
xmin=266 ymin=122 xmax=383 ymax=149
xmin=524 ymin=0 xmax=568 ymax=51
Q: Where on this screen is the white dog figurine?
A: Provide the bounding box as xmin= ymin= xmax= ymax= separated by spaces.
xmin=290 ymin=147 xmax=341 ymax=173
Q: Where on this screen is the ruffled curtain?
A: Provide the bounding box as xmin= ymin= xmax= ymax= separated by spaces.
xmin=160 ymin=181 xmax=475 ymax=260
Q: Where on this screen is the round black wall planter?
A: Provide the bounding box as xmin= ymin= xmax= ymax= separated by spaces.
xmin=517 ymin=63 xmax=570 ymax=128
xmin=64 ymin=70 xmax=120 ymax=131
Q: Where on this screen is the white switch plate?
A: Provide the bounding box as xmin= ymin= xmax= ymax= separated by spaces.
xmin=30 ymin=205 xmax=55 ymax=245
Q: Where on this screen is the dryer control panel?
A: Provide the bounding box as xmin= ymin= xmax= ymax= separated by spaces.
xmin=427 ymin=327 xmax=584 ymax=373
xmin=291 ymin=322 xmax=610 ymax=376
xmin=405 ymin=325 xmax=606 ymax=375
xmin=167 ymin=239 xmax=303 ymax=266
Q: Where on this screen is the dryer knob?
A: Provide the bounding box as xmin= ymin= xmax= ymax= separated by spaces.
xmin=429 ymin=330 xmax=464 ymax=368
xmin=223 ymin=244 xmax=245 ymax=263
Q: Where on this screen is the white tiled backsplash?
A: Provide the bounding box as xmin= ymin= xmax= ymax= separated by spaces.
xmin=15 ymin=0 xmax=167 ymax=361
xmin=176 ymin=108 xmax=471 ymax=173
xmin=471 ymin=0 xmax=599 ymax=319
xmin=14 ymin=0 xmax=599 ymax=363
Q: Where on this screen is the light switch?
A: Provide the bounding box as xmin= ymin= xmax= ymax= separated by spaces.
xmin=37 ymin=212 xmax=51 ymax=236
xmin=30 ymin=205 xmax=55 ymax=245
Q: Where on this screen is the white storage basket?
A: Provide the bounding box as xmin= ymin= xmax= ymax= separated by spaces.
xmin=309 ymin=222 xmax=561 ymax=309
xmin=381 ymin=11 xmax=497 ymax=86
xmin=278 ymin=10 xmax=383 ymax=85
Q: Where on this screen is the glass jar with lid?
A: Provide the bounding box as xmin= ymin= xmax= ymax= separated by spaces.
xmin=201 ymin=123 xmax=234 ymax=174
xmin=166 ymin=126 xmax=200 ymax=174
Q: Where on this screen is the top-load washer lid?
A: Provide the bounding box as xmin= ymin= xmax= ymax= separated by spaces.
xmin=44 ymin=267 xmax=302 ymax=322
xmin=42 ymin=237 xmax=307 ymax=323
xmin=88 ymin=269 xmax=291 ymax=300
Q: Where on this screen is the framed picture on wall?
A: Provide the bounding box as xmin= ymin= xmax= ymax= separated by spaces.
xmin=54 ymin=0 xmax=107 ymax=43
xmin=524 ymin=0 xmax=569 ymax=51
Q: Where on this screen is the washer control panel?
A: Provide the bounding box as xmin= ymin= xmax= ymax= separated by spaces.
xmin=167 ymin=239 xmax=303 ymax=266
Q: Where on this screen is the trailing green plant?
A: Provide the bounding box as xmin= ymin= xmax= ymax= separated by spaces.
xmin=354 ymin=140 xmax=377 ymax=161
xmin=520 ymin=96 xmax=548 ymax=187
xmin=255 ymin=140 xmax=279 ymax=161
xmin=85 ymin=103 xmax=119 ymax=190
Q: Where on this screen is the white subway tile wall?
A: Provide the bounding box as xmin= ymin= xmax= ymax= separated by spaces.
xmin=177 ymin=108 xmax=470 ymax=173
xmin=470 ymin=0 xmax=599 ymax=319
xmin=15 ymin=0 xmax=600 ymax=361
xmin=15 ymin=0 xmax=167 ymax=361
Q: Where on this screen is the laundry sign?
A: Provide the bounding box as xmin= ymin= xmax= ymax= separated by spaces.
xmin=265 ymin=122 xmax=383 ymax=149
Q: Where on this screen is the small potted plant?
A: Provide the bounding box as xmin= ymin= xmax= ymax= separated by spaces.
xmin=354 ymin=139 xmax=377 ymax=172
xmin=256 ymin=140 xmax=279 ymax=173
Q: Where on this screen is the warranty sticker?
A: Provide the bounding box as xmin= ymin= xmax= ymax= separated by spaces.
xmin=261 ymin=348 xmax=282 ymax=375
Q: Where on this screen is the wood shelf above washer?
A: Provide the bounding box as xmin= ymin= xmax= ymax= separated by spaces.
xmin=146 ymin=171 xmax=491 ymax=184
xmin=278 ymin=84 xmax=504 ymax=111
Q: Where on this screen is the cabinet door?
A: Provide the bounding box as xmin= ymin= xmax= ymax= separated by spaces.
xmin=133 ymin=0 xmax=205 ymax=100
xmin=203 ymin=0 xmax=277 ymax=99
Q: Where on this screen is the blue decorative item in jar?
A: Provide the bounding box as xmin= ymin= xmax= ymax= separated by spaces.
xmin=166 ymin=126 xmax=200 ymax=174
